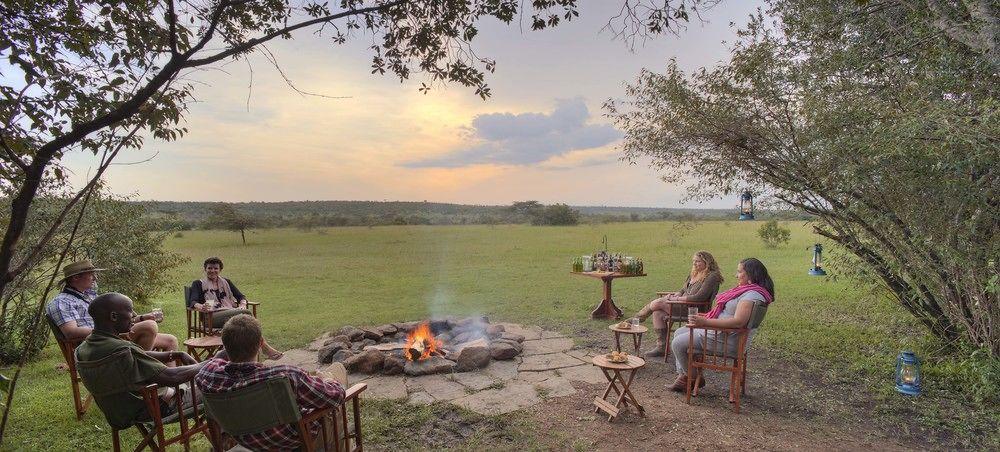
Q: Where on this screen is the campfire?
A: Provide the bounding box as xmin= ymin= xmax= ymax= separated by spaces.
xmin=316 ymin=316 xmax=527 ymax=376
xmin=404 ymin=322 xmax=443 ymax=361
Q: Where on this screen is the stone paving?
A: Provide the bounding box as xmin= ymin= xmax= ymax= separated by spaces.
xmin=275 ymin=322 xmax=608 ymax=415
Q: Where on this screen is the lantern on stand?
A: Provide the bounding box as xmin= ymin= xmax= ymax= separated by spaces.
xmin=738 ymin=190 xmax=755 ymax=220
xmin=894 ymin=351 xmax=922 ymax=396
xmin=809 ymin=243 xmax=827 ymax=276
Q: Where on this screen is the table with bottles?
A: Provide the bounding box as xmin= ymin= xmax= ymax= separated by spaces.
xmin=571 ymin=253 xmax=646 ymax=320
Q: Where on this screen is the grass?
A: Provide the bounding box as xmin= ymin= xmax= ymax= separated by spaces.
xmin=2 ymin=221 xmax=996 ymax=450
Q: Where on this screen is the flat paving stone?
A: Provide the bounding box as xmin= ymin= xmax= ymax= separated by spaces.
xmin=451 ymin=381 xmax=540 ymax=415
xmin=514 ymin=370 xmax=558 ymax=383
xmin=565 ymin=349 xmax=596 ymax=363
xmin=269 ymin=349 xmax=319 ymax=372
xmin=408 ymin=391 xmax=435 ymax=405
xmin=363 ymin=375 xmax=408 ymax=399
xmin=406 ymin=374 xmax=469 ymax=402
xmin=519 ymin=352 xmax=588 ymax=372
xmin=480 ymin=359 xmax=519 ymax=381
xmin=557 ymin=364 xmax=607 ymax=385
xmin=451 ymin=372 xmax=499 ymax=391
xmin=498 ymin=323 xmax=543 ymax=340
xmin=522 ymin=337 xmax=574 ymax=356
xmin=539 ymin=330 xmax=567 ymax=339
xmin=348 ymin=373 xmax=373 ymax=386
xmin=534 ymin=376 xmax=577 ymax=399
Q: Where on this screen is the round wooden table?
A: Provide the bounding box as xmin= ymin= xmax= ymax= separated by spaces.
xmin=591 ymin=354 xmax=646 ymax=422
xmin=608 ymin=323 xmax=648 ymax=354
xmin=183 ymin=335 xmax=223 ymax=362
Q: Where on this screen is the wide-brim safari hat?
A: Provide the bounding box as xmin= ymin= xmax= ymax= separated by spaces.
xmin=62 ymin=259 xmax=106 ymax=281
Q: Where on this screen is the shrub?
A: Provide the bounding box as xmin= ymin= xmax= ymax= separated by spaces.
xmin=757 ymin=220 xmax=791 ymax=248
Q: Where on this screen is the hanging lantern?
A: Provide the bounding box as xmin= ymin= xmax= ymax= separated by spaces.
xmin=738 ymin=190 xmax=755 ymax=220
xmin=894 ymin=351 xmax=922 ymax=396
xmin=809 ymin=243 xmax=827 ymax=276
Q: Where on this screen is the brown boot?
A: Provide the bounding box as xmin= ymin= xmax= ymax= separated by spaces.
xmin=644 ymin=328 xmax=668 ymax=358
xmin=633 ymin=305 xmax=654 ymax=323
xmin=669 ymin=374 xmax=688 ymax=392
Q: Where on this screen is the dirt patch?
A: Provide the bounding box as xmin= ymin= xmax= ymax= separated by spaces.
xmin=523 ymin=346 xmax=934 ymax=451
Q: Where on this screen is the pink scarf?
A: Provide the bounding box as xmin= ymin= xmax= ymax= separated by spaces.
xmin=705 ymin=283 xmax=773 ymax=319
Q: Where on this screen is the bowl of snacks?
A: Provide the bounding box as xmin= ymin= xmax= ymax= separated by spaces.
xmin=615 ymin=320 xmax=631 ymax=329
xmin=606 ymin=350 xmax=630 ymax=363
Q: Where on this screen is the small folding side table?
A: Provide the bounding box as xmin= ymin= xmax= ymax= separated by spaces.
xmin=591 ymin=354 xmax=646 ymax=422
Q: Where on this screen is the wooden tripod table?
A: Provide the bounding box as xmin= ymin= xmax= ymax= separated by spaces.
xmin=571 ymin=271 xmax=647 ymax=320
xmin=183 ymin=335 xmax=223 ymax=362
xmin=592 ymin=354 xmax=646 ymax=421
xmin=608 ymin=323 xmax=648 ymax=354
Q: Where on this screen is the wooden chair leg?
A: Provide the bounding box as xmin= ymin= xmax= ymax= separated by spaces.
xmin=351 ymin=394 xmax=363 ymax=452
xmin=741 ymin=356 xmax=748 ymax=395
xmin=113 ymin=429 xmax=122 ymax=452
xmin=663 ymin=320 xmax=675 ymax=362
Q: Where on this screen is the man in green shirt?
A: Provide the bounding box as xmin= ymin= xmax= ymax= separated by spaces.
xmin=75 ymin=292 xmax=216 ymax=429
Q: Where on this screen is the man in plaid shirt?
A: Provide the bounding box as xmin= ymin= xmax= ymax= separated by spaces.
xmin=195 ymin=314 xmax=344 ymax=450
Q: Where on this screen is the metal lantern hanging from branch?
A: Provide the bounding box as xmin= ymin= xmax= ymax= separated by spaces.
xmin=738 ymin=190 xmax=755 ymax=220
xmin=809 ymin=243 xmax=827 ymax=276
xmin=895 ymin=351 xmax=922 ymax=396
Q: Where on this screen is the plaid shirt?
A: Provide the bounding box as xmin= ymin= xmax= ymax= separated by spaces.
xmin=46 ymin=287 xmax=97 ymax=329
xmin=194 ymin=358 xmax=345 ymax=450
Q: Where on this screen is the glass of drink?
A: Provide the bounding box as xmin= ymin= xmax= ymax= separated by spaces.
xmin=688 ymin=307 xmax=699 ymax=324
xmin=206 ymin=300 xmax=217 ymax=310
xmin=629 ymin=317 xmax=640 ymax=328
xmin=151 ymin=308 xmax=163 ymax=322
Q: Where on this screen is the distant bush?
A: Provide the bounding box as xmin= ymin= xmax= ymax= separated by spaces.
xmin=534 ymin=204 xmax=579 ymax=226
xmin=758 ymin=220 xmax=791 ymax=248
xmin=174 ymin=231 xmax=184 ymax=238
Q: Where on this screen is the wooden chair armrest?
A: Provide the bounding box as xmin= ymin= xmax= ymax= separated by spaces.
xmin=661 ymin=300 xmax=709 ymax=307
xmin=689 ymin=325 xmax=749 ymax=333
xmin=655 ymin=292 xmax=672 ymax=296
xmin=300 ymin=406 xmax=335 ymax=424
xmin=245 ymin=301 xmax=260 ymax=306
xmin=344 ymin=383 xmax=367 ymax=401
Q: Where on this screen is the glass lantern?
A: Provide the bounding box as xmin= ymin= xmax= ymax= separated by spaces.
xmin=894 ymin=351 xmax=922 ymax=396
xmin=738 ymin=190 xmax=755 ymax=220
xmin=809 ymin=243 xmax=827 ymax=276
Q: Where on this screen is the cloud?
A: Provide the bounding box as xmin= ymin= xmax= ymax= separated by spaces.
xmin=403 ymin=98 xmax=620 ymax=168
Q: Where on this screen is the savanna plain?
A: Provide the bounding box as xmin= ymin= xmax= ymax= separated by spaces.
xmin=5 ymin=222 xmax=997 ymax=451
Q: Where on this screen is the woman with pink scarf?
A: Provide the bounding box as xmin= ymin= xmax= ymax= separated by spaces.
xmin=668 ymin=258 xmax=774 ymax=391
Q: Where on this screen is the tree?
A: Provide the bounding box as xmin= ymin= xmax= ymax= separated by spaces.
xmin=757 ymin=220 xmax=790 ymax=249
xmin=537 ymin=203 xmax=580 ymax=226
xmin=508 ymin=201 xmax=545 ymax=223
xmin=610 ymin=0 xmax=999 ymax=353
xmin=208 ymin=203 xmax=254 ymax=244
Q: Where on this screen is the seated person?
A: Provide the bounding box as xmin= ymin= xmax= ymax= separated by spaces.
xmin=195 ymin=314 xmax=345 ymax=450
xmin=47 ymin=259 xmax=177 ymax=352
xmin=188 ymin=256 xmax=283 ymax=359
xmin=668 ymin=258 xmax=774 ymax=391
xmin=633 ymin=251 xmax=723 ymax=357
xmin=75 ymin=292 xmax=211 ymax=428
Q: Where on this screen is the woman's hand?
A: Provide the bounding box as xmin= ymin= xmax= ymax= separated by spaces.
xmin=193 ymin=303 xmax=204 ymax=311
xmin=690 ymin=313 xmax=709 ymax=327
xmin=239 ymin=300 xmax=248 ymax=309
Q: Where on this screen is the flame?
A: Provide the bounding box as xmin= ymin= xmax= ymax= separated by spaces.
xmin=405 ymin=322 xmax=441 ymax=361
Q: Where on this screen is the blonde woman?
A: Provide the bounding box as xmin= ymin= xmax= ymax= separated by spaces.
xmin=634 ymin=251 xmax=723 ymax=358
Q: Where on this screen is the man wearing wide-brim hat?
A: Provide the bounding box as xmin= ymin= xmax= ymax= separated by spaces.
xmin=46 ymin=259 xmax=179 ymax=352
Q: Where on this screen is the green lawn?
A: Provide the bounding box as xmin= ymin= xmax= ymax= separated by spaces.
xmin=3 ymin=222 xmax=995 ymax=450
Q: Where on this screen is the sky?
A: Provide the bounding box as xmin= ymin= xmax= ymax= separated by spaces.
xmin=63 ymin=1 xmax=760 ymax=208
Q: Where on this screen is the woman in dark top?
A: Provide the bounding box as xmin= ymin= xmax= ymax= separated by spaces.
xmin=634 ymin=250 xmax=724 ymax=358
xmin=190 ymin=257 xmax=283 ymax=360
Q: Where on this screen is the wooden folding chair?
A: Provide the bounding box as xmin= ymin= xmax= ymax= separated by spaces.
xmin=653 ymin=285 xmax=718 ymax=361
xmin=45 ymin=315 xmax=92 ymax=420
xmin=203 ymin=377 xmax=368 ymax=452
xmin=75 ymin=348 xmax=214 ymax=451
xmin=184 ymin=285 xmax=258 ymax=339
xmin=684 ymin=299 xmax=768 ymax=413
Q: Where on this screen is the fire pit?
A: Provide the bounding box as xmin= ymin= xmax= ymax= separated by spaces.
xmin=315 ymin=317 xmax=526 ymax=376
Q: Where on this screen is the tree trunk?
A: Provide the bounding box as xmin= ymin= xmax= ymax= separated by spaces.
xmin=240 ymin=229 xmax=246 ymax=245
